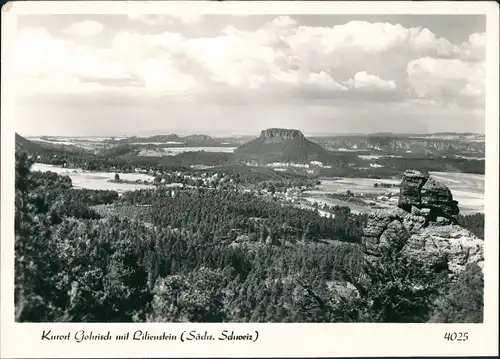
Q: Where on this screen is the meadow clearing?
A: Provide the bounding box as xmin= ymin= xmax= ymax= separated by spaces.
xmin=162 ymin=147 xmax=237 ymax=155
xmin=31 ymin=163 xmax=156 ymax=192
xmin=138 ymin=146 xmax=237 ymax=157
xmin=305 ymin=173 xmax=484 ymax=214
xmin=30 ymin=163 xmax=484 ymax=214
xmin=429 ymin=171 xmax=484 ymax=213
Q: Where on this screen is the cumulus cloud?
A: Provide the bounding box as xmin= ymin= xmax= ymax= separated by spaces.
xmin=15 ymin=16 xmax=486 ymax=111
xmin=277 ymin=19 xmax=466 ymax=58
xmin=306 ymin=71 xmax=348 ymax=91
xmin=15 ymin=27 xmax=200 ymax=96
xmin=171 ymin=13 xmax=204 ymax=24
xmin=62 ymin=20 xmax=105 ymax=37
xmin=127 ymin=14 xmax=169 ymax=26
xmin=345 ymin=71 xmax=397 ymax=90
xmin=407 ymin=57 xmax=484 ymax=105
xmin=458 ymin=32 xmax=486 ymax=61
xmin=127 ymin=13 xmax=203 ymax=25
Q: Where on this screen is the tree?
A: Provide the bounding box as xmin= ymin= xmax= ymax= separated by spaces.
xmin=250 ymin=300 xmax=267 ymax=322
xmin=19 ymin=149 xmax=454 ymax=323
xmin=302 ymin=224 xmax=311 ymax=242
xmin=148 ymin=268 xmax=226 ymax=322
xmin=358 ymin=247 xmax=446 ymax=323
xmin=114 ymin=173 xmax=120 ymax=181
xmin=430 ymin=264 xmax=483 ymax=323
xmin=15 ymin=152 xmax=69 ymax=321
xmin=102 ymin=236 xmax=152 ymax=322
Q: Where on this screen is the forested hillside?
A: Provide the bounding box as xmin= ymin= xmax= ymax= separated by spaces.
xmin=15 ymin=151 xmax=483 ymax=323
xmin=310 ymin=134 xmax=485 ymax=157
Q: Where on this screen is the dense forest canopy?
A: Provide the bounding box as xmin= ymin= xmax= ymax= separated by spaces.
xmin=14 ymin=151 xmax=484 ymax=323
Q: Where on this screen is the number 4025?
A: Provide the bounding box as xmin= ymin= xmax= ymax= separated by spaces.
xmin=444 ymin=332 xmax=468 ymax=341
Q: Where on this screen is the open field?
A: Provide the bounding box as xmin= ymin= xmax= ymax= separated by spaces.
xmin=138 ymin=146 xmax=237 ymax=157
xmin=29 ymin=136 xmax=121 ymax=142
xmin=302 ymin=196 xmax=377 ymax=214
xmin=30 ymin=163 xmax=484 ymax=214
xmin=429 ymin=172 xmax=484 ymax=213
xmin=162 ymin=147 xmax=237 ymax=155
xmin=131 ymin=141 xmax=185 ymax=145
xmin=28 ymin=137 xmax=112 ymax=152
xmin=297 ymin=202 xmax=335 ymax=218
xmin=27 ymin=137 xmax=238 ymax=156
xmin=358 ymin=155 xmax=403 ymax=159
xmin=31 ymin=163 xmax=156 ymax=192
xmin=317 ymin=178 xmax=401 ymax=194
xmin=307 ymin=173 xmax=484 ymax=214
xmin=449 ymin=155 xmax=485 ymax=160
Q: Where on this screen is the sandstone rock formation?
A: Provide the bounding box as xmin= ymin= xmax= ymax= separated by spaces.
xmin=363 ymin=170 xmax=484 ymax=278
xmin=420 ymin=177 xmax=460 ymax=219
xmin=234 ymin=128 xmax=340 ymax=164
xmin=398 ymin=169 xmax=459 ymax=222
xmin=260 ymin=128 xmax=305 ymax=143
xmin=362 ymin=207 xmax=483 ymax=276
xmin=398 ymin=169 xmax=428 ymax=210
xmin=183 ymin=134 xmax=213 ymax=142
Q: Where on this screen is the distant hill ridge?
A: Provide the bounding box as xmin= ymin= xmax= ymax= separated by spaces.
xmin=102 ymin=134 xmax=214 ymax=144
xmin=183 ymin=134 xmax=213 ymax=142
xmin=234 ymin=128 xmax=356 ymax=165
xmin=310 ymin=135 xmax=485 ymax=156
xmin=15 ymin=133 xmax=85 ymax=154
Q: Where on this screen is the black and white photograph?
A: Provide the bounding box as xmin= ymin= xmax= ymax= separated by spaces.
xmin=1 ymin=1 xmax=499 ymax=357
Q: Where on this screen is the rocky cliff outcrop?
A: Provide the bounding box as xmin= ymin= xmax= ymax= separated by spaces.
xmin=363 ymin=170 xmax=484 ymax=278
xmin=362 ymin=207 xmax=483 ymax=276
xmin=310 ymin=135 xmax=485 ymax=156
xmin=398 ymin=169 xmax=459 ymax=222
xmin=260 ymin=128 xmax=305 ymax=143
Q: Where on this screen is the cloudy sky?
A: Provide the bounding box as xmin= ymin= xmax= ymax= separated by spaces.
xmin=13 ymin=14 xmax=486 ymax=136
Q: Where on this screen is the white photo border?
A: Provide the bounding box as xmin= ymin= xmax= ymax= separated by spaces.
xmin=1 ymin=1 xmax=498 ymax=357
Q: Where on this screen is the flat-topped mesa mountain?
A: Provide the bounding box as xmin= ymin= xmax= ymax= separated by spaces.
xmin=260 ymin=128 xmax=305 ymax=142
xmin=234 ymin=128 xmax=355 ymax=165
xmin=183 ymin=134 xmax=213 ymax=142
xmin=362 ymin=170 xmax=483 ymax=278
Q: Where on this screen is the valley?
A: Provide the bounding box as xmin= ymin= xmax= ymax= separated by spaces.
xmin=22 ymin=129 xmax=485 ymax=176
xmin=24 ymin=129 xmax=485 ymax=215
xmin=9 ymin=11 xmax=490 ymax=334
xmin=31 ymin=163 xmax=158 ymax=192
xmin=15 ymin=128 xmax=486 ymax=324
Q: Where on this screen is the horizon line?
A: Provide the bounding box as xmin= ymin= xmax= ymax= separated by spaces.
xmin=20 ymin=130 xmax=486 ymax=138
